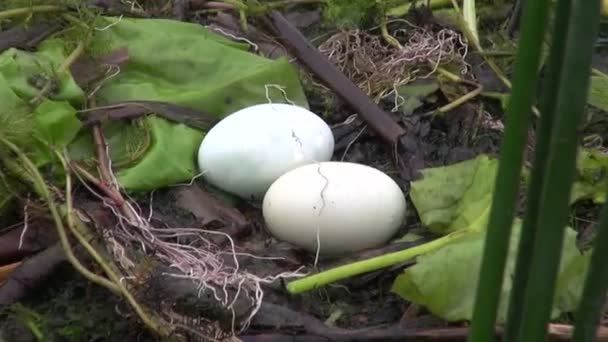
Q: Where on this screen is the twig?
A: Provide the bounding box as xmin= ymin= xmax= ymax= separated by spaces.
xmin=268 ymin=10 xmax=406 ymax=145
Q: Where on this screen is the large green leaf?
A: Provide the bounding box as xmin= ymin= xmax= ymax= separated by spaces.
xmin=409 ymin=154 xmax=499 ymax=234
xmin=0 ymin=41 xmax=85 ymax=105
xmin=76 ymin=17 xmax=309 ymax=191
xmin=0 ymin=16 xmax=310 ymax=192
xmin=391 ymin=222 xmax=590 ymax=323
xmin=394 ymin=155 xmax=592 ymax=323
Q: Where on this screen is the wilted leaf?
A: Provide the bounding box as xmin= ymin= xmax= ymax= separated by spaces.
xmin=391 ymin=221 xmax=590 ymax=323
xmin=409 ymin=154 xmax=499 ymax=234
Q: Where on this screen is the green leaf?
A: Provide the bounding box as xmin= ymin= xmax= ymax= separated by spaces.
xmin=395 ymin=79 xmax=439 ymax=115
xmin=0 ymin=40 xmax=85 ymax=106
xmin=571 ymin=148 xmax=608 ymax=204
xmin=409 ymin=154 xmax=499 ymax=234
xmin=587 ymin=73 xmax=608 ymax=111
xmin=115 ymin=117 xmax=203 ymax=191
xmin=463 ymin=0 xmax=479 ymax=47
xmin=74 ymin=17 xmax=310 ymax=191
xmin=33 ymin=100 xmax=81 ymax=149
xmin=391 ymin=221 xmax=590 ymax=323
xmin=90 ymin=17 xmax=308 ymax=114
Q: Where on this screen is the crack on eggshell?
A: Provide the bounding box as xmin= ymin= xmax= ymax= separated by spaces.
xmin=314 ymin=162 xmax=330 ymax=266
xmin=291 ymin=129 xmax=303 ymax=151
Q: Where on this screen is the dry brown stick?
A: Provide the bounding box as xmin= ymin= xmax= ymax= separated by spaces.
xmin=268 ymin=10 xmax=406 ymax=145
xmin=0 ymin=244 xmax=68 ymax=306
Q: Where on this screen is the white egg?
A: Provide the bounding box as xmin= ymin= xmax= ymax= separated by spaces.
xmin=198 ymin=103 xmax=334 ymax=200
xmin=262 ymin=162 xmax=407 ymax=256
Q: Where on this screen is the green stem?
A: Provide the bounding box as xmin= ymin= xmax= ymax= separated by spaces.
xmin=572 ymin=194 xmax=608 ymax=341
xmin=54 ymin=153 xmax=169 ymax=337
xmin=517 ymin=0 xmax=602 ymax=340
xmin=0 ymin=5 xmax=62 ymax=20
xmin=30 ymin=37 xmax=88 ymax=106
xmin=0 ymin=137 xmax=120 ymax=294
xmin=467 ymin=0 xmax=552 ymax=339
xmin=503 ymin=0 xmax=573 ymax=339
xmin=286 ymin=229 xmax=471 ymax=294
xmin=387 ymin=0 xmax=452 ymax=17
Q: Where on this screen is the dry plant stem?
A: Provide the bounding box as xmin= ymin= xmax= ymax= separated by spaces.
xmin=0 ymin=137 xmax=120 ymax=294
xmin=56 ymin=151 xmax=169 ymax=336
xmin=30 ymin=39 xmax=87 ymax=106
xmin=448 ymin=0 xmax=512 ymax=89
xmin=71 ymin=215 xmax=169 ymax=336
xmin=0 ymin=5 xmax=62 ymax=20
xmin=90 ymin=125 xmax=139 ymax=223
xmin=381 ymin=17 xmax=401 ymax=49
xmin=425 ymin=67 xmax=483 ymax=115
xmin=70 ymin=163 xmax=126 ymax=207
xmin=93 ymin=125 xmax=118 ymax=191
xmin=436 ymin=85 xmax=482 ymax=114
xmin=58 ymin=151 xmax=121 ymax=296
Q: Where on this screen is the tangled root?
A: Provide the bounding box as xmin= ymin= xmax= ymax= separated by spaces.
xmin=318 ymin=25 xmax=469 ymax=100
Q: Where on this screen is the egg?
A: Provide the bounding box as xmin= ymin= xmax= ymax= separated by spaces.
xmin=262 ymin=162 xmax=407 ymax=256
xmin=198 ymin=103 xmax=334 ymax=200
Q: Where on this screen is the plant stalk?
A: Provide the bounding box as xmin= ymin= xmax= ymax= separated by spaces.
xmin=517 ymin=0 xmax=602 ymax=339
xmin=467 ymin=0 xmax=551 ymax=339
xmin=503 ymin=0 xmax=573 ymax=339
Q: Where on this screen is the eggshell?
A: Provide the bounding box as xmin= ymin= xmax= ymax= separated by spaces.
xmin=262 ymin=162 xmax=407 ymax=256
xmin=198 ymin=103 xmax=334 ymax=200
